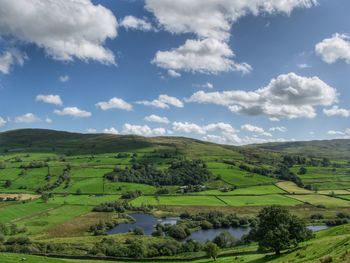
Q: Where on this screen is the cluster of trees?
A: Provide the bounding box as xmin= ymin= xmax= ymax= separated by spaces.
xmin=0 ymin=223 xmax=27 ymax=237
xmin=36 ymin=165 xmax=71 ymax=193
xmin=105 ymin=159 xmax=212 ymax=186
xmin=89 ymin=237 xmax=202 ymax=258
xmin=180 ymin=211 xmax=252 ymax=230
xmin=238 ymin=163 xmax=271 ymax=177
xmin=92 ymin=200 xmax=135 ymax=213
xmin=89 ymin=220 xmax=120 ymax=236
xmin=20 ymin=161 xmax=47 ymax=169
xmin=121 ymin=190 xmax=142 ymax=199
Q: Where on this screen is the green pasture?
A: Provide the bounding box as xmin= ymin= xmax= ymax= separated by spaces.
xmin=218 ymin=194 xmax=302 ymax=206
xmin=131 ymin=195 xmax=227 ymax=206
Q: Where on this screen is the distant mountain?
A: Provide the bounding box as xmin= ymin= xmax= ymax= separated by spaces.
xmin=253 ymin=139 xmax=350 ymax=159
xmin=0 ymin=129 xmax=236 ymax=156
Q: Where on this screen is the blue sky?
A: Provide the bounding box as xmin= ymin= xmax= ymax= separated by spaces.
xmin=0 ymin=0 xmax=349 ymax=145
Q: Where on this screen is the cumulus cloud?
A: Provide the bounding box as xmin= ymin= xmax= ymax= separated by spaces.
xmin=323 ymin=106 xmax=349 ymax=117
xmin=120 ymin=16 xmax=154 ymax=31
xmin=146 ymin=0 xmax=316 ymax=41
xmin=172 ymin=122 xmax=236 ymax=135
xmin=269 ymin=126 xmax=287 ymax=132
xmin=136 ymin=94 xmax=183 ymax=109
xmin=152 ymin=38 xmax=252 ymax=75
xmin=146 ymin=0 xmax=315 ymax=75
xmin=54 ymin=107 xmax=91 ymax=118
xmin=327 ymin=129 xmax=350 ymax=139
xmin=0 ymin=117 xmax=7 ymax=127
xmin=241 ymin=124 xmax=272 ymax=137
xmin=194 ymin=82 xmax=214 ymax=89
xmin=103 ymin=127 xmax=119 ymax=134
xmin=315 ymin=33 xmax=350 ymax=64
xmin=0 ymin=0 xmax=118 ymax=64
xmin=144 ymin=114 xmax=170 ymax=124
xmin=122 ymin=123 xmax=166 ymax=136
xmin=59 ymin=75 xmax=70 ymax=82
xmin=96 ymin=97 xmax=133 ymax=111
xmin=36 ymin=94 xmax=63 ymax=106
xmin=167 ymin=69 xmax=181 ymax=78
xmin=45 ymin=118 xmax=52 ymax=124
xmin=187 ymin=72 xmax=337 ymax=120
xmin=14 ymin=113 xmax=41 ymax=123
xmin=0 ymin=49 xmax=27 ymax=74
xmin=86 ymin=128 xmax=97 ymax=133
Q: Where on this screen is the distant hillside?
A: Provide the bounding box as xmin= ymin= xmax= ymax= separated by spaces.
xmin=0 ymin=129 xmax=237 ymax=157
xmin=254 ymin=139 xmax=350 ymax=159
xmin=0 ymin=129 xmax=349 ymax=159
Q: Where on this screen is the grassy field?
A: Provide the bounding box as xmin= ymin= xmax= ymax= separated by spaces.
xmin=131 ymin=195 xmax=227 ymax=206
xmin=275 ymin=181 xmax=313 ymax=194
xmin=200 ymin=185 xmax=285 ymax=195
xmin=1 ymin=130 xmax=350 ymax=262
xmin=288 ymin=194 xmax=350 ymax=207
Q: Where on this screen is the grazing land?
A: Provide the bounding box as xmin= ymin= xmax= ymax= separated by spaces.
xmin=0 ymin=129 xmax=350 ymax=262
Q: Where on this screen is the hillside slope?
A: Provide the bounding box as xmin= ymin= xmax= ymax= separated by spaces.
xmin=0 ymin=129 xmax=237 ymax=157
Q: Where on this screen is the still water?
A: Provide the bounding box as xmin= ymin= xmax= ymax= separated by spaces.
xmin=107 ymin=213 xmax=328 ymax=242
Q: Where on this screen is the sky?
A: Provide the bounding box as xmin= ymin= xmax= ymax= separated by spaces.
xmin=0 ymin=0 xmax=349 ymax=145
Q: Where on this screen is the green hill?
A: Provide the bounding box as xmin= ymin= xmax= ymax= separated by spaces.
xmin=1 ymin=129 xmax=349 ymax=160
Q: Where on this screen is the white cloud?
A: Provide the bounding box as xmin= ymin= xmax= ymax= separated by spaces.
xmin=194 ymin=82 xmax=214 ymax=89
xmin=45 ymin=118 xmax=52 ymax=124
xmin=122 ymin=123 xmax=166 ymax=136
xmin=146 ymin=0 xmax=316 ymax=41
xmin=315 ymin=33 xmax=350 ymax=64
xmin=136 ymin=94 xmax=183 ymax=109
xmin=96 ymin=97 xmax=133 ymax=111
xmin=144 ymin=114 xmax=170 ymax=124
xmin=103 ymin=127 xmax=119 ymax=135
xmin=323 ymin=106 xmax=349 ymax=117
xmin=167 ymin=69 xmax=181 ymax=78
xmin=0 ymin=0 xmax=118 ymax=64
xmin=14 ymin=113 xmax=41 ymax=123
xmin=269 ymin=126 xmax=287 ymax=132
xmin=241 ymin=124 xmax=272 ymax=137
xmin=327 ymin=130 xmax=344 ymax=136
xmin=187 ymin=72 xmax=337 ymax=120
xmin=0 ymin=49 xmax=27 ymax=74
xmin=327 ymin=129 xmax=350 ymax=139
xmin=172 ymin=122 xmax=207 ymax=135
xmin=120 ymin=16 xmax=154 ymax=31
xmin=86 ymin=128 xmax=97 ymax=133
xmin=152 ymin=38 xmax=252 ymax=75
xmin=59 ymin=75 xmax=70 ymax=82
xmin=54 ymin=107 xmax=91 ymax=118
xmin=172 ymin=121 xmax=236 ymax=135
xmin=297 ymin=63 xmax=311 ymax=69
xmin=36 ymin=94 xmax=63 ymax=106
xmin=0 ymin=117 xmax=7 ymax=127
xmin=147 ymin=0 xmax=315 ymax=75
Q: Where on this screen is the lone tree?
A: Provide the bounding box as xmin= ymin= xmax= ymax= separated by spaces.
xmin=250 ymin=206 xmax=313 ymax=255
xmin=204 ymin=242 xmax=219 ymax=261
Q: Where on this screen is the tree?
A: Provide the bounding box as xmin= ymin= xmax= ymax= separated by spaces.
xmin=204 ymin=242 xmax=219 ymax=261
xmin=4 ymin=180 xmax=12 ymax=188
xmin=298 ymin=166 xmax=307 ymax=175
xmin=212 ymin=231 xmax=236 ymax=248
xmin=250 ymin=206 xmax=313 ymax=254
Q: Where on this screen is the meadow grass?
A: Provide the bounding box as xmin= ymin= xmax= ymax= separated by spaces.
xmin=209 ymin=165 xmax=276 ymax=186
xmin=46 ymin=194 xmax=121 ymax=206
xmin=276 ymin=181 xmax=313 ymax=194
xmin=0 ymin=200 xmax=59 ymax=223
xmin=131 ymin=195 xmax=227 ymax=206
xmin=200 ymin=185 xmax=285 ymax=195
xmin=219 ymin=194 xmax=302 ymax=206
xmin=288 ymin=194 xmax=350 ymax=207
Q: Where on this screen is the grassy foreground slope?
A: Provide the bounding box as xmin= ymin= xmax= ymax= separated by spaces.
xmin=1 ymin=224 xmax=350 ymax=262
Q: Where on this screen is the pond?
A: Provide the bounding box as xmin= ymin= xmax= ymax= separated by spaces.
xmin=107 ymin=213 xmax=328 ymax=242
